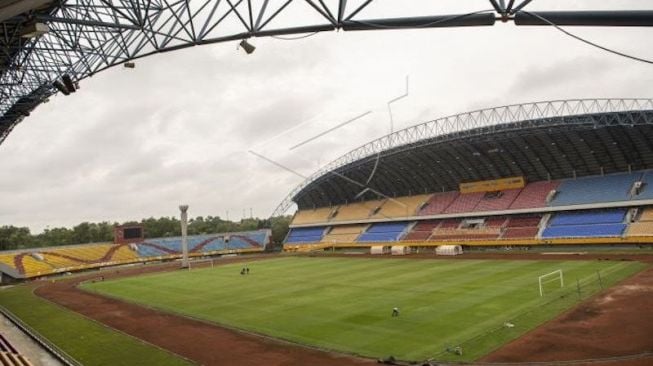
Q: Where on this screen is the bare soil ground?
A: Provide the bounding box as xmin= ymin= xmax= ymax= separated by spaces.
xmin=481 ymin=262 xmax=653 ymax=366
xmin=34 ymin=257 xmax=372 ymax=366
xmin=33 ymin=253 xmax=653 ymax=365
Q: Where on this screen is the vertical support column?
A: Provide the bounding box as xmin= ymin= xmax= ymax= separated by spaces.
xmin=180 ymin=204 xmax=189 ymax=268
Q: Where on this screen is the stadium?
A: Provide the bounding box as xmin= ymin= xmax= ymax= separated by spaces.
xmin=1 ymin=1 xmax=653 ymax=366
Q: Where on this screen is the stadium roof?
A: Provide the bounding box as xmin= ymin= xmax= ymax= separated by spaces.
xmin=277 ymin=99 xmax=653 ymax=213
xmin=2 ymin=1 xmax=653 ymax=145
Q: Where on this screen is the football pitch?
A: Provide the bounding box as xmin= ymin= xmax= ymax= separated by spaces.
xmin=82 ymin=257 xmax=645 ymax=362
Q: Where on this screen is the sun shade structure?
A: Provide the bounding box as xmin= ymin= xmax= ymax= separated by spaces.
xmin=275 ymin=99 xmax=653 ymax=214
xmin=2 ymin=1 xmax=653 ymax=145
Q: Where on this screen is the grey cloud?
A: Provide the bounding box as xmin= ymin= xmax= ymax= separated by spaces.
xmin=2 ymin=5 xmax=653 ymax=232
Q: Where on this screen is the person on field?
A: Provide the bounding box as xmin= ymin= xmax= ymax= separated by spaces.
xmin=240 ymin=268 xmax=245 ymax=275
xmin=392 ymin=307 xmax=400 ymax=317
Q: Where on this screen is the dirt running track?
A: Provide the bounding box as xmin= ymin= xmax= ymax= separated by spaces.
xmin=35 ymin=259 xmax=373 ymax=366
xmin=34 ymin=253 xmax=653 ymax=365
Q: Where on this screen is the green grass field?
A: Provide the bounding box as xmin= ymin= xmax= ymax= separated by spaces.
xmin=83 ymin=257 xmax=646 ymax=362
xmin=0 ymin=285 xmax=191 ymax=366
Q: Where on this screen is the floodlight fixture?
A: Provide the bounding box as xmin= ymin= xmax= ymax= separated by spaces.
xmin=21 ymin=22 xmax=49 ymax=38
xmin=52 ymin=80 xmax=70 ymax=95
xmin=239 ymin=39 xmax=255 ymax=54
xmin=62 ymin=74 xmax=76 ymax=93
xmin=124 ymin=62 xmax=135 ymax=68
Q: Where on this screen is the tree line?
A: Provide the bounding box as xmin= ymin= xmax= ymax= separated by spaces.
xmin=0 ymin=215 xmax=291 ymax=251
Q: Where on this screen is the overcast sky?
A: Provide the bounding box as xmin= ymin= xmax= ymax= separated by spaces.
xmin=1 ymin=0 xmax=652 ymax=233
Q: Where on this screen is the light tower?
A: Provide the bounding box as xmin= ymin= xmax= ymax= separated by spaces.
xmin=179 ymin=205 xmax=189 ymax=268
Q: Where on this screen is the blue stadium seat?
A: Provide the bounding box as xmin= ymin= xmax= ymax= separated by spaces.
xmin=541 ymin=224 xmax=626 ymax=238
xmin=285 ymin=227 xmax=326 ymax=243
xmin=137 ymin=231 xmax=268 ymax=257
xmin=548 ymin=209 xmax=626 ymax=226
xmin=549 ymin=173 xmax=639 ymax=206
xmin=357 ymin=222 xmax=410 ymax=242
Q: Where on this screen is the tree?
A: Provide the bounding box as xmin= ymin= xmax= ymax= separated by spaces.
xmin=269 ymin=216 xmax=291 ymax=244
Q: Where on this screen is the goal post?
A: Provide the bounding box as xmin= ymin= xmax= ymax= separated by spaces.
xmin=187 ymin=258 xmax=216 ymax=271
xmin=538 ymin=269 xmax=564 ymax=296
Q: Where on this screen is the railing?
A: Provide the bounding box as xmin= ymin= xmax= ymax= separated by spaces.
xmin=0 ymin=305 xmax=83 ymax=366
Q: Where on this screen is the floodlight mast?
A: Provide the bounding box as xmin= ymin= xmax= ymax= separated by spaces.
xmin=180 ymin=205 xmax=189 ymax=268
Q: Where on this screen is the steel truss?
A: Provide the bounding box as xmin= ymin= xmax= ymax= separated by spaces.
xmin=2 ymin=1 xmax=653 ymax=144
xmin=273 ymin=98 xmax=653 ymax=215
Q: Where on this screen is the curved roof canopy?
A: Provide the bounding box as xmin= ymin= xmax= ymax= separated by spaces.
xmin=2 ymin=1 xmax=653 ymax=145
xmin=279 ymin=99 xmax=653 ymax=213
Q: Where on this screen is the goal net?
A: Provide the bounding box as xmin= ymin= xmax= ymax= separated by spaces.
xmin=538 ymin=269 xmax=564 ymax=296
xmin=187 ymin=258 xmax=216 ymax=271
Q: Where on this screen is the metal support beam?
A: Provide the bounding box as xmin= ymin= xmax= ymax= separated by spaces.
xmin=341 ymin=13 xmax=496 ymax=31
xmin=36 ymin=15 xmax=141 ymax=30
xmin=515 ymin=11 xmax=653 ymax=27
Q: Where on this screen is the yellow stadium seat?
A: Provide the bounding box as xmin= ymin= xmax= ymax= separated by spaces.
xmin=332 ymin=200 xmax=384 ymax=222
xmin=627 ymin=221 xmax=653 ymax=236
xmin=637 ymin=207 xmax=653 ymax=222
xmin=292 ymin=207 xmax=337 ymax=225
xmin=371 ymin=194 xmax=432 ymax=219
xmin=321 ymin=224 xmax=368 ymax=243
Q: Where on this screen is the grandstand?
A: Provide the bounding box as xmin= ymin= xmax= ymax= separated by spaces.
xmin=0 ymin=230 xmax=270 ymax=280
xmin=281 ymin=99 xmax=653 ymax=250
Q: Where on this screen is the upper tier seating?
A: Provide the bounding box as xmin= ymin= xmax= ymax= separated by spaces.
xmin=418 ymin=191 xmax=459 ymax=215
xmin=357 ymin=222 xmax=410 ymax=242
xmin=542 ymin=209 xmax=627 ymax=238
xmin=474 ymin=189 xmax=522 ymax=212
xmin=285 ymin=227 xmax=326 ymax=243
xmin=548 ymin=209 xmax=627 ymax=226
xmin=549 ymin=173 xmax=638 ymax=206
xmin=372 ymin=194 xmax=432 ymax=218
xmin=292 ymin=207 xmax=335 ymax=225
xmin=444 ymin=192 xmax=485 ymax=214
xmin=631 ymin=170 xmax=653 ymax=200
xmin=322 ymin=224 xmax=367 ymax=243
xmin=510 ymin=181 xmax=559 ymax=209
xmin=333 ymin=200 xmax=384 ymax=222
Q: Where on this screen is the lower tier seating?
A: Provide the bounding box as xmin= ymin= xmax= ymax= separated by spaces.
xmin=627 ymin=207 xmax=653 ymax=236
xmin=357 ymin=222 xmax=410 ymax=242
xmin=322 ymin=224 xmax=367 ymax=243
xmin=542 ymin=209 xmax=627 ymax=238
xmin=0 ymin=230 xmax=269 ymax=278
xmin=285 ymin=227 xmax=326 ymax=243
xmin=542 ymin=224 xmax=627 ymax=238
